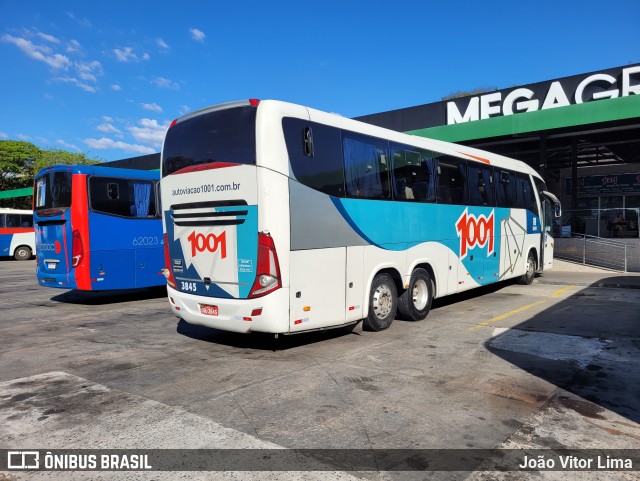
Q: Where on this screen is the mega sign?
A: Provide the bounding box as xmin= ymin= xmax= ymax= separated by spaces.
xmin=447 ymin=66 xmax=640 ymax=125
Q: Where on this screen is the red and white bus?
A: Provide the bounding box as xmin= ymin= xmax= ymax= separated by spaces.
xmin=0 ymin=208 xmax=35 ymax=260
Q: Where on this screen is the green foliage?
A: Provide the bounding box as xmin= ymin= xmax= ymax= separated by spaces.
xmin=0 ymin=140 xmax=39 ymax=191
xmin=441 ymin=86 xmax=499 ymax=101
xmin=34 ymin=148 xmax=100 ymax=175
xmin=0 ymin=140 xmax=100 ymax=208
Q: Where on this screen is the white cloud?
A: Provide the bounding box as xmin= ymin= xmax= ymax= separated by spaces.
xmin=76 ymin=60 xmax=103 ymax=82
xmin=0 ymin=132 xmax=9 ymax=139
xmin=84 ymin=137 xmax=156 ymax=155
xmin=110 ymin=84 xmax=122 ymax=91
xmin=153 ymin=76 xmax=179 ymax=89
xmin=96 ymin=123 xmax=122 ymax=134
xmin=156 ymin=38 xmax=169 ymax=49
xmin=2 ymin=33 xmax=71 ymax=70
xmin=113 ymin=46 xmax=150 ymax=62
xmin=67 ymin=39 xmax=82 ymax=53
xmin=17 ymin=134 xmax=31 ymax=140
xmin=2 ymin=32 xmax=103 ymax=94
xmin=189 ymin=28 xmax=205 ymax=43
xmin=54 ymin=76 xmax=97 ymax=93
xmin=141 ymin=102 xmax=162 ymax=113
xmin=179 ymin=105 xmax=191 ymax=115
xmin=102 ymin=116 xmax=113 ymax=122
xmin=128 ymin=118 xmax=170 ymax=147
xmin=66 ymin=11 xmax=92 ymax=28
xmin=36 ymin=32 xmax=60 ymax=44
xmin=56 ymin=139 xmax=81 ymax=151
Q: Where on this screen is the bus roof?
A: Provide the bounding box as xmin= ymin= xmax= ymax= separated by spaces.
xmin=35 ymin=164 xmax=160 ymax=180
xmin=258 ymin=99 xmax=543 ymax=180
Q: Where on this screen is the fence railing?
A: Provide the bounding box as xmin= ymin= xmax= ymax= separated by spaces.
xmin=554 ymin=233 xmax=628 ymax=272
xmin=560 ymin=208 xmax=640 ymax=239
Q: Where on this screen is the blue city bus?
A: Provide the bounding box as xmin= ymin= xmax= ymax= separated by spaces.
xmin=33 ymin=165 xmax=165 ymax=290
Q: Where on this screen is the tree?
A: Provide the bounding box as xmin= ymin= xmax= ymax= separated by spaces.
xmin=33 ymin=148 xmax=99 ymax=176
xmin=0 ymin=140 xmax=39 ymax=192
xmin=0 ymin=140 xmax=99 ymax=209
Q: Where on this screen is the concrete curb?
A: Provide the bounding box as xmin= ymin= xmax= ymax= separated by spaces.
xmin=535 ymin=278 xmax=640 ymax=289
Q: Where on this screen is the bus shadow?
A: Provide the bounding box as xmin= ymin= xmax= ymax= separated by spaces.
xmin=484 ymin=278 xmax=640 ymax=424
xmin=430 ymin=279 xmax=516 ymax=311
xmin=176 ymin=318 xmax=359 ymax=351
xmin=175 ymin=281 xmax=519 ymax=350
xmin=51 ymin=286 xmax=167 ymax=305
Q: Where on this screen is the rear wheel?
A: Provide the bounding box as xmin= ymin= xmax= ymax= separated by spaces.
xmin=363 ymin=273 xmax=397 ymax=332
xmin=398 ymin=268 xmax=433 ymax=321
xmin=518 ymin=251 xmax=536 ymax=285
xmin=14 ymin=246 xmax=32 ymax=261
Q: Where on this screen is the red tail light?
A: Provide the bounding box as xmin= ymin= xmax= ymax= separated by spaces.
xmin=163 ymin=233 xmax=176 ymax=288
xmin=71 ymin=229 xmax=83 ymax=267
xmin=248 ymin=232 xmax=281 ymax=298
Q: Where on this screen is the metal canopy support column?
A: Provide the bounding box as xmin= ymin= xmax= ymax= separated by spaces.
xmin=539 ymin=132 xmax=547 ymax=177
xmin=571 ymin=137 xmax=578 ymax=232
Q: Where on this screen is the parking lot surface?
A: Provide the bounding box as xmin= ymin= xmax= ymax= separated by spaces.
xmin=1 ymin=259 xmax=639 ymax=480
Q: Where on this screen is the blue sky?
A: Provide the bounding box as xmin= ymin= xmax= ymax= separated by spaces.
xmin=1 ymin=1 xmax=639 ymax=162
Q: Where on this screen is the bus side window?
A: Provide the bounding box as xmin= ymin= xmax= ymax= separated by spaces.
xmin=495 ymin=170 xmax=516 ymax=208
xmin=343 ymin=133 xmax=390 ymax=200
xmin=521 ymin=174 xmax=538 ymax=215
xmin=468 ymin=164 xmax=494 ymax=207
xmin=283 ymin=118 xmax=345 ymax=197
xmin=390 ymin=144 xmax=435 ymax=203
xmin=436 ymin=156 xmax=468 ymax=205
xmin=20 ymin=215 xmax=33 ymax=227
xmin=6 ymin=214 xmax=20 ymax=227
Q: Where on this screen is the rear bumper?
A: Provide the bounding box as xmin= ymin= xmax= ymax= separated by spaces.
xmin=36 ymin=267 xmax=76 ymax=289
xmin=167 ymin=285 xmax=290 ymax=334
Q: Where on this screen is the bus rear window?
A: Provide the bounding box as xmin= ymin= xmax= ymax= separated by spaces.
xmin=162 ymin=106 xmax=257 ymax=177
xmin=34 ymin=171 xmax=72 ymax=211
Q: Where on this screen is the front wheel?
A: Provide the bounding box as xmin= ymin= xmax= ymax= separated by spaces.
xmin=363 ymin=273 xmax=397 ymax=332
xmin=14 ymin=246 xmax=32 ymax=261
xmin=398 ymin=268 xmax=433 ymax=321
xmin=518 ymin=251 xmax=537 ymax=285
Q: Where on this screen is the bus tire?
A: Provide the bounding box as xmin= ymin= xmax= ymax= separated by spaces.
xmin=363 ymin=273 xmax=397 ymax=332
xmin=14 ymin=246 xmax=32 ymax=261
xmin=518 ymin=251 xmax=536 ymax=285
xmin=398 ymin=268 xmax=433 ymax=322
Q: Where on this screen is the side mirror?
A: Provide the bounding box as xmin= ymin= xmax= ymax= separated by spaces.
xmin=554 ymin=203 xmax=562 ymax=218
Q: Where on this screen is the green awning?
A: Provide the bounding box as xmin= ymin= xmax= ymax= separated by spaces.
xmin=408 ymin=95 xmax=640 ymax=142
xmin=0 ymin=187 xmax=33 ymax=200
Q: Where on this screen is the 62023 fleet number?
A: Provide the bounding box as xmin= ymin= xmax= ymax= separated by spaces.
xmin=132 ymin=236 xmax=160 ymax=246
xmin=181 ymin=281 xmax=197 ymax=292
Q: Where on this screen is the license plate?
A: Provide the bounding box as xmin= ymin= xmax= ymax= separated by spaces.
xmin=47 ymin=263 xmax=57 ymax=270
xmin=200 ymin=304 xmax=218 ymax=316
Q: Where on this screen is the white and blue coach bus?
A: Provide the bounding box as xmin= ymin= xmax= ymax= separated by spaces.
xmin=160 ymin=99 xmax=561 ymax=334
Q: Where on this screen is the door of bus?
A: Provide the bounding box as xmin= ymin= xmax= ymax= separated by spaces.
xmin=539 ymin=192 xmax=561 ymax=271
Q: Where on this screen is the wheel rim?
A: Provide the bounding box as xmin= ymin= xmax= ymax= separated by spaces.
xmin=526 ymin=257 xmax=535 ymax=278
xmin=412 ymin=279 xmax=429 ymax=310
xmin=372 ymin=284 xmax=393 ymax=319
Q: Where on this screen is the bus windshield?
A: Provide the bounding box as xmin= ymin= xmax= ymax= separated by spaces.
xmin=162 ymin=105 xmax=257 ymax=177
